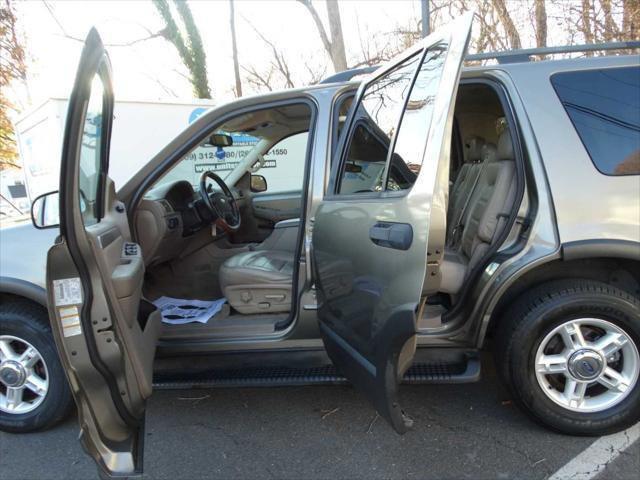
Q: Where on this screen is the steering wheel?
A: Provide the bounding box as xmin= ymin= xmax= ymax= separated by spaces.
xmin=199 ymin=171 xmax=241 ymax=232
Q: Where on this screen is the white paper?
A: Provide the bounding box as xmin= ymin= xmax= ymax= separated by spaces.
xmin=58 ymin=306 xmax=82 ymax=337
xmin=53 ymin=278 xmax=83 ymax=306
xmin=153 ymin=296 xmax=226 ymax=325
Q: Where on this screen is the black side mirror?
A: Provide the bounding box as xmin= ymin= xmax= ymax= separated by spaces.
xmin=208 ymin=133 xmax=233 ymax=147
xmin=345 ymin=162 xmax=362 ymax=173
xmin=31 ymin=191 xmax=60 ymax=229
xmin=250 ymin=175 xmax=267 ymax=193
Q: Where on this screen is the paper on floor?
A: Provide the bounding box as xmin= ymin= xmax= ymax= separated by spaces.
xmin=153 ymin=296 xmax=226 ymax=325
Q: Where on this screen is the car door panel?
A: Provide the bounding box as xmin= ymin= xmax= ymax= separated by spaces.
xmin=313 ymin=14 xmax=472 ymax=434
xmin=252 ymin=191 xmax=302 ymax=222
xmin=45 ymin=29 xmax=158 ymax=477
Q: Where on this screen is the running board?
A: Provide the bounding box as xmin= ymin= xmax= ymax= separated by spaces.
xmin=153 ymin=357 xmax=480 ymax=390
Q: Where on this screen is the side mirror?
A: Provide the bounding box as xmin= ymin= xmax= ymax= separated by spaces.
xmin=31 ymin=191 xmax=60 ymax=229
xmin=345 ymin=162 xmax=362 ymax=174
xmin=250 ymin=174 xmax=267 ymax=193
xmin=208 ymin=133 xmax=233 ymax=147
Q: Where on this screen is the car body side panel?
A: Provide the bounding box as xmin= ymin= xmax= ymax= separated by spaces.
xmin=0 ymin=222 xmax=58 ymax=295
xmin=503 ymin=56 xmax=640 ymax=245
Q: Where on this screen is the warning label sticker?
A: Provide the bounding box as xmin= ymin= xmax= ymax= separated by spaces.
xmin=59 ymin=306 xmax=82 ymax=337
xmin=53 ymin=278 xmax=83 ymax=306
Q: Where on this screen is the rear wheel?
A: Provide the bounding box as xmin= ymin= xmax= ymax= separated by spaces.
xmin=495 ymin=280 xmax=640 ymax=435
xmin=0 ymin=298 xmax=73 ymax=432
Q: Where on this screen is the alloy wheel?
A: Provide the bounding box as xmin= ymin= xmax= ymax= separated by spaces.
xmin=535 ymin=318 xmax=639 ymax=413
xmin=0 ymin=335 xmax=49 ymax=414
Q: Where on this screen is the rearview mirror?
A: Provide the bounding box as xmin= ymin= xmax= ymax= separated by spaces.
xmin=31 ymin=191 xmax=60 ymax=229
xmin=250 ymin=175 xmax=267 ymax=193
xmin=208 ymin=133 xmax=233 ymax=147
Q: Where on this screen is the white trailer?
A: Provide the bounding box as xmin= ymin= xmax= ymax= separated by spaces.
xmin=14 ymin=98 xmax=216 ymax=200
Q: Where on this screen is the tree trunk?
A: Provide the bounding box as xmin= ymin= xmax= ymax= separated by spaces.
xmin=491 ymin=0 xmax=522 ymax=49
xmin=600 ymin=0 xmax=618 ymax=42
xmin=153 ymin=0 xmax=212 ymax=99
xmin=229 ymin=0 xmax=242 ymax=97
xmin=298 ymin=0 xmax=348 ymax=72
xmin=580 ymin=0 xmax=595 ymax=44
xmin=326 ymin=0 xmax=348 ymax=72
xmin=623 ymin=0 xmax=640 ymax=40
xmin=534 ymin=0 xmax=547 ymax=48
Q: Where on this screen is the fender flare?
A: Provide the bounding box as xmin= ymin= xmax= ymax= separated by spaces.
xmin=561 ymin=239 xmax=640 ymax=261
xmin=477 ymin=239 xmax=640 ymax=347
xmin=0 ymin=276 xmax=48 ymax=307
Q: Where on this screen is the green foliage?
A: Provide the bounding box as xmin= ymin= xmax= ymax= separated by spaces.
xmin=153 ymin=0 xmax=212 ymax=99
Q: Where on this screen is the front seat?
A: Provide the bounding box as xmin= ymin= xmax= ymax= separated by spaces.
xmin=219 ymin=250 xmax=294 ymax=314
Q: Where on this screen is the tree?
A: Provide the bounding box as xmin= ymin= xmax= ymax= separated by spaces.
xmin=0 ymin=0 xmax=26 ymax=169
xmin=491 ymin=0 xmax=522 ymax=49
xmin=534 ymin=0 xmax=547 ymax=48
xmin=229 ymin=0 xmax=242 ymax=97
xmin=622 ymin=0 xmax=639 ymax=40
xmin=153 ymin=0 xmax=211 ymax=99
xmin=298 ymin=0 xmax=348 ymax=72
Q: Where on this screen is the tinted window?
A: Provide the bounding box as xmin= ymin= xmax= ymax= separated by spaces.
xmin=78 ymin=74 xmax=105 ymax=226
xmin=337 ymin=54 xmax=420 ymax=194
xmin=551 ymin=67 xmax=640 ymax=175
xmin=386 ymin=45 xmax=446 ymax=190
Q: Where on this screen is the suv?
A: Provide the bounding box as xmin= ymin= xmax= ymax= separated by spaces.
xmin=1 ymin=16 xmax=639 ymax=478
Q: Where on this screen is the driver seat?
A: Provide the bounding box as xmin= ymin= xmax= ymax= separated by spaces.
xmin=219 ymin=250 xmax=294 ymax=314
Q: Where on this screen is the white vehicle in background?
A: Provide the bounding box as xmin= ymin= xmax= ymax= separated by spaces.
xmin=14 ymin=97 xmax=218 ymax=202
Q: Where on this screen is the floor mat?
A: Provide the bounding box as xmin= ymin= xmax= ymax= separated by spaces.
xmin=153 ymin=296 xmax=227 ymax=325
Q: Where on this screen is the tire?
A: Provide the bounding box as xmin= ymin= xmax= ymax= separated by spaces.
xmin=0 ymin=298 xmax=74 ymax=432
xmin=494 ymin=279 xmax=640 ymax=436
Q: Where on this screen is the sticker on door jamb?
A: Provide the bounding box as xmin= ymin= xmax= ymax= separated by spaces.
xmin=59 ymin=306 xmax=82 ymax=337
xmin=53 ymin=277 xmax=83 ymax=306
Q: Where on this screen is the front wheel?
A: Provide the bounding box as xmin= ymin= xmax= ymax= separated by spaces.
xmin=0 ymin=299 xmax=73 ymax=432
xmin=495 ymin=280 xmax=640 ymax=436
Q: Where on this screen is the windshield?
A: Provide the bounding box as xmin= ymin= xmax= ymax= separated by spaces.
xmin=152 ymin=131 xmax=263 ymax=191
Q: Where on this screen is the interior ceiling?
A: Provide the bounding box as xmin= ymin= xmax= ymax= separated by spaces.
xmin=221 ymin=103 xmax=312 ymax=140
xmin=455 ymin=84 xmax=503 ymax=116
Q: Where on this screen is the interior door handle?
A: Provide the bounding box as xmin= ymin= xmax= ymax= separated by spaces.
xmin=369 ymin=222 xmax=413 ymax=250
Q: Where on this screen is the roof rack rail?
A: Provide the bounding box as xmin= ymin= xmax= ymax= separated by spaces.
xmin=320 ymin=41 xmax=639 ymax=84
xmin=320 ymin=66 xmax=378 ymax=84
xmin=466 ymin=41 xmax=640 ymax=64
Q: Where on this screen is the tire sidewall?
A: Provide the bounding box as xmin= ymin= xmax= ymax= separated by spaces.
xmin=0 ymin=309 xmax=72 ymax=433
xmin=508 ymin=289 xmax=640 ymax=435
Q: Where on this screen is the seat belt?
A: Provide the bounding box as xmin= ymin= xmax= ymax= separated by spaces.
xmin=448 ymin=160 xmax=488 ymax=247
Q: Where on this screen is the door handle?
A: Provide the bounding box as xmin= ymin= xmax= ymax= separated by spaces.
xmin=369 ymin=222 xmax=413 ymax=250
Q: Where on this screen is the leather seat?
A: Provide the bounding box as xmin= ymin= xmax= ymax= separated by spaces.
xmin=439 ymin=130 xmax=516 ymax=295
xmin=219 ymin=250 xmax=294 ymax=314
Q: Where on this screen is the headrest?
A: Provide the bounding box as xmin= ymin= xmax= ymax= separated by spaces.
xmin=463 ymin=136 xmax=485 ymax=163
xmin=497 ymin=130 xmax=514 ymax=160
xmin=481 ymin=143 xmax=497 ymax=163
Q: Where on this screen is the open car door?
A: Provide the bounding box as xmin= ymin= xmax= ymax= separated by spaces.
xmin=45 ymin=29 xmax=160 ymax=477
xmin=312 ymin=14 xmax=473 ymax=433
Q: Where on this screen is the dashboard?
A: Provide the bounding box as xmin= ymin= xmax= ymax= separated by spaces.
xmin=134 ymin=180 xmax=247 ymax=266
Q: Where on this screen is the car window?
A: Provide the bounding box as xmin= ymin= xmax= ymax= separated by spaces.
xmin=155 ymin=131 xmax=257 ymax=190
xmin=77 ymin=74 xmax=105 ymax=226
xmin=551 ymin=66 xmax=640 ymax=176
xmin=152 ymin=131 xmax=309 ymax=194
xmin=385 ymin=45 xmax=447 ymax=190
xmin=254 ymin=132 xmax=309 ymax=194
xmin=337 ymin=53 xmax=421 ymax=194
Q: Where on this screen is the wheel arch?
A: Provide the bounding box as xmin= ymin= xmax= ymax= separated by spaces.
xmin=481 ymin=240 xmax=640 ymax=346
xmin=0 ymin=277 xmax=48 ymax=310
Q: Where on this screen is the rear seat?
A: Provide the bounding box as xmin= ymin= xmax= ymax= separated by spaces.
xmin=439 ymin=130 xmax=516 ymax=295
xmin=447 ymin=136 xmax=485 ymax=239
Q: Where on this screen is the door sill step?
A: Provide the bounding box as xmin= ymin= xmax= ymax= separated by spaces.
xmin=153 ymin=357 xmax=480 ymax=390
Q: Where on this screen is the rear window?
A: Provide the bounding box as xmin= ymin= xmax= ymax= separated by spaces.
xmin=550 ymin=66 xmax=640 ymax=176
